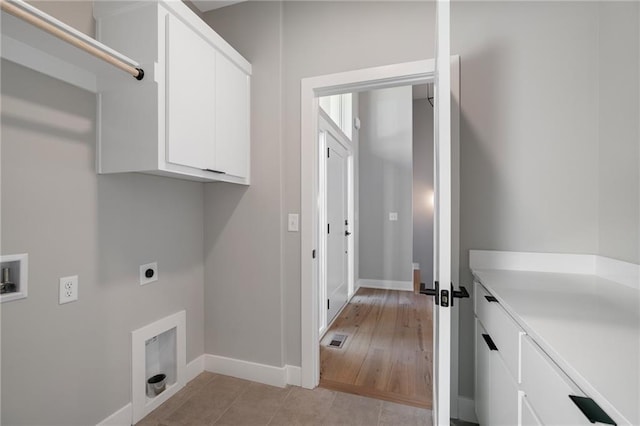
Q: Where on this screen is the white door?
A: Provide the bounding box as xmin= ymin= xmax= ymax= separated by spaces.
xmin=325 ymin=129 xmax=349 ymax=326
xmin=433 ymin=0 xmax=452 ymax=424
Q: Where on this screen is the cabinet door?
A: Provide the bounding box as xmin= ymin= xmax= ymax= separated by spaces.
xmin=166 ymin=14 xmax=216 ymax=170
xmin=215 ymin=52 xmax=250 ymax=179
xmin=490 ymin=350 xmax=519 ymax=425
xmin=475 ymin=319 xmax=491 ymax=426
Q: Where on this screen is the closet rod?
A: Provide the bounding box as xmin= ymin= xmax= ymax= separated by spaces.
xmin=0 ymin=0 xmax=144 ymax=80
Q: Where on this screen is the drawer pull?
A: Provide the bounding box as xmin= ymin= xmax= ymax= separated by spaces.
xmin=568 ymin=395 xmax=616 ymax=425
xmin=484 ymin=295 xmax=498 ymax=303
xmin=482 ymin=333 xmax=498 ymax=351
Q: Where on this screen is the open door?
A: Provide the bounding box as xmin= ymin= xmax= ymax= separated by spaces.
xmin=433 ymin=0 xmax=452 ymax=419
xmin=421 ymin=1 xmax=466 ymax=424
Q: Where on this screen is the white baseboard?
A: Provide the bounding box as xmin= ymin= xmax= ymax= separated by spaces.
xmin=457 ymin=396 xmax=477 ymax=424
xmin=204 ymin=354 xmax=300 ymax=388
xmin=96 ymin=403 xmax=132 ymax=426
xmin=186 ymin=354 xmax=205 ymax=382
xmin=357 ymin=279 xmax=413 ymax=291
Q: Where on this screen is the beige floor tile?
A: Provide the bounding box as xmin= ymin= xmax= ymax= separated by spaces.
xmin=213 ymin=382 xmax=292 ymax=425
xmin=162 ymin=375 xmax=252 ymax=425
xmin=378 ymin=401 xmax=432 ymax=426
xmin=268 ymin=387 xmax=336 ymax=425
xmin=136 ymin=373 xmax=220 ymax=425
xmin=321 ymin=391 xmax=382 ymax=425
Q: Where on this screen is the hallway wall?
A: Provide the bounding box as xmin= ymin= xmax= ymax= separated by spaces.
xmin=358 ymin=87 xmax=414 ymax=284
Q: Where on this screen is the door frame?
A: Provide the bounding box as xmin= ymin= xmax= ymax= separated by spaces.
xmin=300 ymin=57 xmax=460 ymax=414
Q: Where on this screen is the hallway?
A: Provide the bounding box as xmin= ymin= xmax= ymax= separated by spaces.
xmin=319 ymin=288 xmax=433 ymax=408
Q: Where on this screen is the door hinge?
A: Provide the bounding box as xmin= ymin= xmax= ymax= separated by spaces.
xmin=345 ymin=219 xmax=348 ymax=226
xmin=327 ymin=299 xmax=330 ymax=310
xmin=327 ymin=147 xmax=330 ymax=158
xmin=327 ymin=223 xmax=330 ymax=234
xmin=312 ymin=249 xmax=316 ymax=259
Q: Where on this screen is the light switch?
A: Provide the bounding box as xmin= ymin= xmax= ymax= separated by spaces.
xmin=288 ymin=214 xmax=299 ymax=232
xmin=389 ymin=212 xmax=398 ymax=221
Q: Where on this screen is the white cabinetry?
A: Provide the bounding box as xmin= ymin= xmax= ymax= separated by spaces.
xmin=94 ymin=1 xmax=251 ymax=184
xmin=474 ymin=281 xmax=617 ymax=426
xmin=474 ymin=290 xmax=519 ymax=426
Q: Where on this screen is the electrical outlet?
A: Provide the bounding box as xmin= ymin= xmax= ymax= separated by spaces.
xmin=59 ymin=275 xmax=78 ymax=304
xmin=140 ymin=262 xmax=158 ymax=286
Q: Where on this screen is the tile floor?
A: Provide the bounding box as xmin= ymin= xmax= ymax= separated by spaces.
xmin=137 ymin=372 xmax=477 ymax=426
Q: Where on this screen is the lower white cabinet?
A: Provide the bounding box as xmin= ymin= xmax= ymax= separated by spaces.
xmin=474 ymin=281 xmax=618 ymax=426
xmin=520 ymin=336 xmax=592 ymax=425
xmin=475 ymin=318 xmax=519 ymax=426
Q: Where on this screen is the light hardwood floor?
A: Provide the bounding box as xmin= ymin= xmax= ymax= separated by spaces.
xmin=319 ymin=287 xmax=433 ymax=409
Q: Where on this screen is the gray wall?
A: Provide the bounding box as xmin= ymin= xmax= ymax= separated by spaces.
xmin=413 ymin=98 xmax=435 ymax=287
xmin=597 ymin=2 xmax=640 ymax=264
xmin=454 ymin=1 xmax=640 ymax=397
xmin=358 ymin=87 xmax=414 ymax=283
xmin=204 ymin=0 xmax=436 ymax=369
xmin=1 ymin=60 xmax=205 ymax=425
xmin=202 ymin=2 xmax=285 ymax=367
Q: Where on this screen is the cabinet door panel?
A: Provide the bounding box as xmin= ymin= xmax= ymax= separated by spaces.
xmin=521 ymin=336 xmax=591 ymax=425
xmin=490 ymin=349 xmax=519 ymax=426
xmin=166 ymin=14 xmax=216 ymax=170
xmin=215 ymin=52 xmax=250 ymax=179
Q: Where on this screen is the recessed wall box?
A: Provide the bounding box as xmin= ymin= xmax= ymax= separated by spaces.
xmin=0 ymin=253 xmax=28 ymax=303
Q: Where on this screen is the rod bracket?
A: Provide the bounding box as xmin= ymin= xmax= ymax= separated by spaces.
xmin=135 ymin=67 xmax=144 ymax=81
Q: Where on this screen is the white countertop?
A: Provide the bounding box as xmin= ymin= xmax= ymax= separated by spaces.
xmin=472 ymin=268 xmax=640 ymax=425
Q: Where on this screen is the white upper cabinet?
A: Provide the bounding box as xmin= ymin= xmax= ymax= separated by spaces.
xmin=215 ymin=52 xmax=250 ymax=179
xmin=94 ymin=1 xmax=251 ymax=184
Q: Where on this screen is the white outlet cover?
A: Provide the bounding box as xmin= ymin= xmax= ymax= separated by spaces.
xmin=59 ymin=275 xmax=78 ymax=304
xmin=140 ymin=262 xmax=158 ymax=286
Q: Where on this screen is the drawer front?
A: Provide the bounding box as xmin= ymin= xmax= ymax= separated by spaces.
xmin=487 ymin=300 xmax=525 ymax=382
xmin=521 ymin=336 xmax=591 ymax=426
xmin=474 ymin=281 xmax=491 ymax=326
xmin=475 ymin=281 xmax=525 ymax=382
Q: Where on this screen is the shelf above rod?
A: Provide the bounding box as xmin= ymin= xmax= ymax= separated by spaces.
xmin=0 ymin=0 xmax=144 ymax=86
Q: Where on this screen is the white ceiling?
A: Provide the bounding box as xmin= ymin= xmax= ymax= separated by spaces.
xmin=191 ymin=1 xmax=245 ymax=12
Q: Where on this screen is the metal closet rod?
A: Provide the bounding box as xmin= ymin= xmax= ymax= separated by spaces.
xmin=0 ymin=0 xmax=144 ymax=81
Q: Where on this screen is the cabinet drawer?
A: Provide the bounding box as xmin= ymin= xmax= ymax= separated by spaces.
xmin=474 ymin=281 xmax=525 ymax=382
xmin=474 ymin=281 xmax=492 ymax=326
xmin=521 ymin=336 xmax=591 ymax=425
